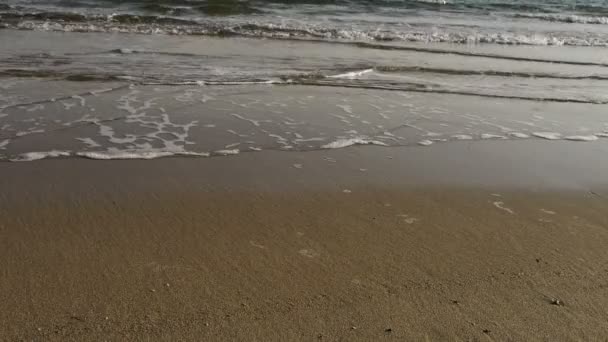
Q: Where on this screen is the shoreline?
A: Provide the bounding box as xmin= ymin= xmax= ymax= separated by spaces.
xmin=2 ymin=141 xmax=608 ymax=340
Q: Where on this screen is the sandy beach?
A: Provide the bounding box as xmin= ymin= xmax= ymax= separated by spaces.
xmin=2 ymin=141 xmax=608 ymax=341
xmin=2 ymin=7 xmax=608 ymax=339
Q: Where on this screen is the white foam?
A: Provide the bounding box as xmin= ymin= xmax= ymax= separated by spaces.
xmin=76 ymin=150 xmax=209 ymax=160
xmin=321 ymin=137 xmax=387 ymax=149
xmin=71 ymin=95 xmax=86 ymax=107
xmin=213 ymin=149 xmax=240 ymax=156
xmin=15 ymin=129 xmax=45 ymax=137
xmin=451 ymin=134 xmax=473 ymax=140
xmin=533 ymin=132 xmax=562 ymax=140
xmin=596 ymin=132 xmax=608 ymax=137
xmin=509 ymin=132 xmax=530 ymax=139
xmin=328 ymin=69 xmax=373 ymax=79
xmin=493 ymin=201 xmax=515 ymax=215
xmin=231 ymin=113 xmax=270 ymax=127
xmin=336 ymin=104 xmax=354 ymax=114
xmin=564 ymin=135 xmax=599 ymax=142
xmin=481 ymin=134 xmax=506 ymax=140
xmin=418 ymin=140 xmax=433 ymax=146
xmin=249 ymin=147 xmax=263 ymax=151
xmin=0 ymin=139 xmax=9 ymax=149
xmin=294 ymin=137 xmax=326 ymax=143
xmin=12 ymin=150 xmax=71 ymax=162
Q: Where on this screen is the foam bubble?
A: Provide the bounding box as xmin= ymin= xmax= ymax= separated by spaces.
xmin=322 ymin=137 xmax=388 ymax=149
xmin=12 ymin=150 xmax=71 ymax=162
xmin=451 ymin=134 xmax=473 ymax=140
xmin=418 ymin=140 xmax=433 ymax=146
xmin=76 ymin=150 xmax=209 ymax=160
xmin=481 ymin=134 xmax=506 ymax=140
xmin=564 ymin=135 xmax=599 ymax=141
xmin=509 ymin=132 xmax=530 ymax=138
xmin=213 ymin=149 xmax=240 ymax=156
xmin=533 ymin=132 xmax=562 ymax=140
xmin=328 ymin=69 xmax=373 ymax=79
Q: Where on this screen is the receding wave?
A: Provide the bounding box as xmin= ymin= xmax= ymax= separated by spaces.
xmin=2 ymin=67 xmax=605 ymax=105
xmin=374 ymin=66 xmax=608 ymax=80
xmin=348 ymin=42 xmax=608 ymax=66
xmin=296 ymin=79 xmax=608 ymax=104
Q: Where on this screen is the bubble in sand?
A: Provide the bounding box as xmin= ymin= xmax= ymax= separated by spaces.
xmin=397 ymin=214 xmax=419 ymax=224
xmin=298 ymin=249 xmax=319 ymax=258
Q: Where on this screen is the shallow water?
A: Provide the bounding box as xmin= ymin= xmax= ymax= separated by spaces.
xmin=0 ymin=1 xmax=607 ymax=161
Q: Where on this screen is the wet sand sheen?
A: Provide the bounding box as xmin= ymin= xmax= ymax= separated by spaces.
xmin=1 ymin=141 xmax=608 ymax=340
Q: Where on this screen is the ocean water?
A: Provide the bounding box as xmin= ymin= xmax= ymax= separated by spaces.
xmin=0 ymin=0 xmax=607 ymax=160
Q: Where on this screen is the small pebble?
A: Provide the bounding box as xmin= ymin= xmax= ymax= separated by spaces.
xmin=551 ymin=298 xmax=564 ymax=306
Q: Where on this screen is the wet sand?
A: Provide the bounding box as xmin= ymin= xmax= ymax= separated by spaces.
xmin=2 ymin=141 xmax=608 ymax=341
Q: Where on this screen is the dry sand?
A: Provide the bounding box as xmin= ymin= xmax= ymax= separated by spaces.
xmin=1 ymin=141 xmax=608 ymax=341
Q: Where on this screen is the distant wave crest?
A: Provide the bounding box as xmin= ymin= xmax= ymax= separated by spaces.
xmin=513 ymin=13 xmax=608 ymax=25
xmin=2 ymin=13 xmax=608 ymax=47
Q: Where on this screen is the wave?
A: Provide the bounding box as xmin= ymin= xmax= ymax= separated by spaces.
xmin=295 ymin=79 xmax=608 ymax=104
xmin=3 ymin=10 xmax=608 ymax=47
xmin=3 ymin=69 xmax=605 ymax=105
xmin=97 ymin=45 xmax=608 ymax=68
xmin=347 ymin=42 xmax=608 ymax=66
xmin=513 ymin=13 xmax=608 ymax=25
xmin=3 ymin=62 xmax=606 ymax=86
xmin=373 ymin=66 xmax=608 ymax=80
